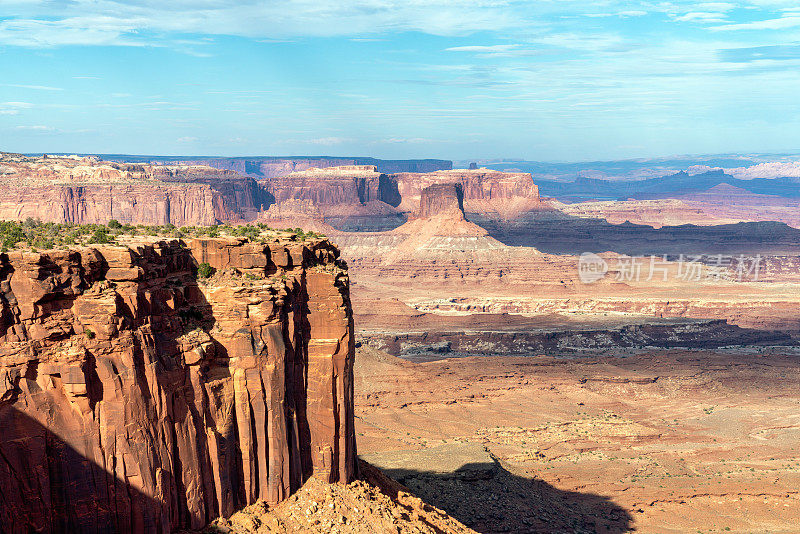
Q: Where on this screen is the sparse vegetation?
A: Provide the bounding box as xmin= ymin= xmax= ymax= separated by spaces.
xmin=89 ymin=226 xmax=113 ymax=244
xmin=0 ymin=220 xmax=324 ymax=253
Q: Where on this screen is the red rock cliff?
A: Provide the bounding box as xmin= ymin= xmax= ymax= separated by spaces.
xmin=259 ymin=165 xmax=387 ymax=206
xmin=258 ymin=166 xmax=405 ymax=232
xmin=392 ymin=168 xmax=540 ymax=214
xmin=415 ymin=183 xmax=465 ymax=219
xmin=0 ymin=155 xmax=267 ymax=225
xmin=0 ymin=236 xmax=356 ymax=533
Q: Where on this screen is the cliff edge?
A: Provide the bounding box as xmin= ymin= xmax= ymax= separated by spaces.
xmin=0 ymin=233 xmax=356 ymax=533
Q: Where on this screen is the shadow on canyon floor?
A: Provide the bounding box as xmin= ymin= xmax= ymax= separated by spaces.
xmin=477 ymin=212 xmax=800 ymax=256
xmin=380 ymin=458 xmax=634 ymax=533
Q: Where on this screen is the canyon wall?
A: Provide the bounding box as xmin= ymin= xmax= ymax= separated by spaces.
xmin=416 ymin=183 xmax=465 ymax=219
xmin=0 ymin=184 xmax=223 ymax=226
xmin=1 ymin=155 xmax=545 ymax=232
xmin=0 ymin=155 xmax=268 ymax=225
xmin=258 ymin=166 xmax=406 ymax=232
xmin=392 ymin=169 xmax=542 ymax=216
xmin=260 ymin=166 xmax=386 ymax=206
xmin=0 ymin=236 xmax=356 ymax=533
xmin=258 ymin=166 xmax=543 ymax=232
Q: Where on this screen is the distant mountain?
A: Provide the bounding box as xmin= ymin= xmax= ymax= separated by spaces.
xmin=535 ymin=170 xmax=800 ymax=202
xmin=462 ymin=153 xmax=800 ymax=182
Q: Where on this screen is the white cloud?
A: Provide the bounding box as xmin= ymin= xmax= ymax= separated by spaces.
xmin=0 ymin=101 xmax=34 ymax=115
xmin=177 ymin=136 xmax=199 ymax=143
xmin=674 ymin=12 xmax=729 ymax=23
xmin=15 ymin=125 xmax=55 ymax=131
xmin=446 ymin=44 xmax=522 ymax=53
xmin=712 ymin=14 xmax=800 ymax=30
xmin=695 ymin=3 xmax=736 ymax=12
xmin=583 ymin=10 xmax=647 ymax=18
xmin=1 ymin=83 xmax=62 ymax=91
xmin=444 ymin=43 xmax=545 ymax=57
xmin=0 ymin=15 xmax=149 ymax=47
xmin=0 ymin=1 xmax=528 ymax=47
xmin=308 ymin=137 xmax=351 ymax=145
xmin=379 ymin=137 xmax=436 ymax=144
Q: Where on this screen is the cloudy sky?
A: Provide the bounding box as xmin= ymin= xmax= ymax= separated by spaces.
xmin=1 ymin=1 xmax=799 ymax=160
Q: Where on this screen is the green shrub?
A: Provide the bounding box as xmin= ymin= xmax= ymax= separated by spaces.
xmin=88 ymin=227 xmax=112 ymax=244
xmin=107 ymin=219 xmax=122 ymax=229
xmin=197 ymin=262 xmax=215 ymax=279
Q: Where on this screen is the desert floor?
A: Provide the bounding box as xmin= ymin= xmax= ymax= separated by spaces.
xmin=355 ymin=345 xmax=800 ymax=534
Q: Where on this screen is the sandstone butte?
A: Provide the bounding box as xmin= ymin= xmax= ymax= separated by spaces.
xmin=0 ymin=234 xmax=357 ymax=533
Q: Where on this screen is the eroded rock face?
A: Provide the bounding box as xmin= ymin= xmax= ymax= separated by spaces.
xmin=0 ymin=154 xmax=268 ymax=225
xmin=258 ymin=166 xmax=406 ymax=232
xmin=0 ymin=236 xmax=356 ymax=533
xmin=392 ymin=169 xmax=541 ymax=215
xmin=260 ymin=166 xmax=387 ymax=206
xmin=416 ymin=183 xmax=465 ymax=219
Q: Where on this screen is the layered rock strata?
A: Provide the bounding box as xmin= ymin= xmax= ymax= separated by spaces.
xmin=392 ymin=168 xmax=542 ymax=217
xmin=415 ymin=183 xmax=465 ymax=219
xmin=0 ymin=235 xmax=356 ymax=533
xmin=0 ymin=154 xmax=268 ymax=225
xmin=259 ymin=166 xmax=405 ymax=231
xmin=258 ymin=166 xmax=544 ymax=232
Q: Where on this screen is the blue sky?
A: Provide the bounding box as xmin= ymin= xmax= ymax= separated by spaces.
xmin=1 ymin=1 xmax=800 ymax=161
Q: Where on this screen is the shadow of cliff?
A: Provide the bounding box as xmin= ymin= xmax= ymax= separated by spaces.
xmin=377 ymin=458 xmax=634 ymax=533
xmin=0 ymin=406 xmax=165 ymax=534
xmin=473 ymin=211 xmax=800 ymax=256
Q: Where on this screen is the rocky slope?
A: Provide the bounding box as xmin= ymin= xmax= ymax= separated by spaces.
xmin=332 ymin=182 xmax=511 ymax=267
xmin=207 ymin=460 xmax=476 ymax=534
xmin=0 ymin=154 xmax=268 ymax=225
xmin=0 ymin=233 xmax=356 ymax=533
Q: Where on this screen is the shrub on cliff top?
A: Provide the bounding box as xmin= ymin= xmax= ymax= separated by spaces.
xmin=0 ymin=220 xmax=318 ymax=251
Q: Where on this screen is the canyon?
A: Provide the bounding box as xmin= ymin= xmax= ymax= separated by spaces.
xmin=3 ymin=153 xmax=800 ymax=532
